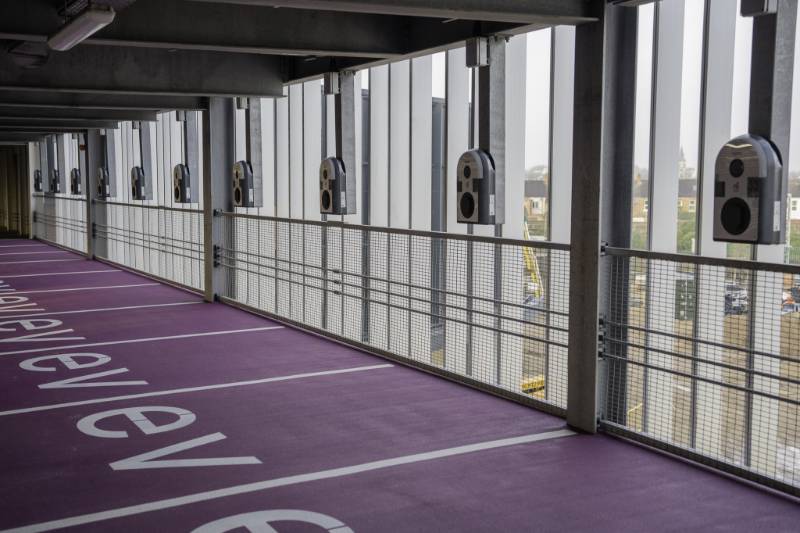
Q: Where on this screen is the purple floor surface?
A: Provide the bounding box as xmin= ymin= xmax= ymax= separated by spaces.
xmin=0 ymin=256 xmax=90 ymax=276
xmin=0 ymin=324 xmax=374 ymax=411
xmin=0 ymin=280 xmax=197 ymax=310
xmin=0 ymin=268 xmax=148 ymax=291
xmin=0 ymin=239 xmax=798 ymax=532
xmin=0 ymin=300 xmax=275 ymax=355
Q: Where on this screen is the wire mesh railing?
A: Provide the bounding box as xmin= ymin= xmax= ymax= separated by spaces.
xmin=601 ymin=246 xmax=800 ymax=494
xmin=215 ymin=212 xmax=570 ymax=412
xmin=20 ymin=186 xmax=800 ymax=496
xmin=93 ymin=199 xmax=204 ymax=291
xmin=32 ymin=193 xmax=87 ymax=253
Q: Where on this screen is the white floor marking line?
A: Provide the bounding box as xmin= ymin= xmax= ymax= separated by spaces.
xmin=0 ymin=283 xmax=159 ymax=295
xmin=0 ymin=326 xmax=284 ymax=357
xmin=0 ymin=251 xmax=72 ymax=256
xmin=0 ymin=269 xmax=120 ymax=278
xmin=0 ymin=301 xmax=202 ymax=320
xmin=0 ymin=244 xmax=48 ymax=249
xmin=0 ymin=364 xmax=394 ymax=417
xmin=0 ymin=258 xmax=83 ymax=265
xmin=3 ymin=428 xmax=576 ymax=533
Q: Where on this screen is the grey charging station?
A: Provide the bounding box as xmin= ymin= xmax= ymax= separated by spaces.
xmin=458 ymin=37 xmax=505 ymax=225
xmin=713 ymin=135 xmax=784 ymax=244
xmin=319 ymin=71 xmax=357 ymax=215
xmin=130 ymin=122 xmax=152 ymax=201
xmin=232 ymin=159 xmax=254 ymax=207
xmin=173 ymin=110 xmax=198 ymax=203
xmin=96 ymin=129 xmax=115 ymax=199
xmin=231 ymin=97 xmax=262 ymax=208
xmin=70 ymin=168 xmax=81 ymax=195
xmin=457 ymin=149 xmax=497 ymax=224
xmin=49 ymin=168 xmax=60 ymax=193
xmin=710 ymin=2 xmax=796 ymax=247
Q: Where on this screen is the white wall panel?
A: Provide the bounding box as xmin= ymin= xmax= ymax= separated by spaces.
xmin=445 ymin=47 xmax=470 ymax=375
xmin=410 ymin=56 xmax=433 ymax=363
xmin=369 ymin=65 xmax=390 ymax=351
xmin=646 ymin=0 xmax=685 ymax=441
xmin=389 ymin=60 xmax=411 ymax=357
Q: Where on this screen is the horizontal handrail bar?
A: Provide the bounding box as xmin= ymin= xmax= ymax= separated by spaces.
xmin=604 ymin=246 xmax=800 ymax=275
xmin=221 ymin=211 xmax=571 ymax=251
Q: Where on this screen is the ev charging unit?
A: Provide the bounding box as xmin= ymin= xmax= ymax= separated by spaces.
xmin=231 ymin=97 xmax=262 ymax=208
xmin=33 ymin=169 xmax=43 ymax=192
xmin=96 ymin=129 xmax=114 ymax=199
xmin=130 ymin=121 xmax=153 ymax=201
xmin=456 ymin=36 xmax=505 ymax=225
xmin=45 ymin=135 xmax=60 ymax=194
xmin=713 ymin=134 xmax=784 ymax=244
xmin=710 ymin=1 xmax=796 ymax=247
xmin=49 ymin=168 xmax=61 ymax=194
xmin=232 ymin=159 xmax=254 ymax=207
xmin=319 ymin=71 xmax=357 ymax=215
xmin=69 ymin=133 xmax=81 ymax=195
xmin=457 ymin=149 xmax=497 ymax=224
xmin=70 ymin=168 xmax=81 ymax=195
xmin=173 ymin=110 xmax=198 ymax=203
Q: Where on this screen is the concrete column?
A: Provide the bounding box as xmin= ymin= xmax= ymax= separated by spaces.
xmin=568 ymin=2 xmax=636 ymax=433
xmin=203 ymin=97 xmax=235 ymax=303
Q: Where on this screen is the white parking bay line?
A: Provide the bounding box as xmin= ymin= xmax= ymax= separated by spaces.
xmin=0 ymin=251 xmax=72 ymax=256
xmin=0 ymin=326 xmax=284 ymax=357
xmin=0 ymin=259 xmax=83 ymax=265
xmin=3 ymin=429 xmax=576 ymax=533
xmin=0 ymin=283 xmax=159 ymax=296
xmin=0 ymin=364 xmax=394 ymax=417
xmin=0 ymin=301 xmax=202 ymax=321
xmin=0 ymin=269 xmax=120 ymax=278
xmin=0 ymin=244 xmax=48 ymax=249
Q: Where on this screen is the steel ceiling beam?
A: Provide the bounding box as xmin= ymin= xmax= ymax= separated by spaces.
xmin=0 ymin=90 xmax=206 ymax=111
xmin=0 ymin=46 xmax=284 ymax=97
xmin=0 ymin=0 xmax=406 ymax=59
xmin=0 ymin=0 xmax=582 ymax=88
xmin=0 ymin=133 xmax=47 ymax=143
xmin=0 ymin=0 xmax=545 ymax=59
xmin=190 ymin=0 xmax=596 ymax=25
xmin=0 ymin=120 xmax=119 ymax=131
xmin=285 ymin=18 xmax=523 ymax=81
xmin=0 ymin=107 xmax=158 ymax=122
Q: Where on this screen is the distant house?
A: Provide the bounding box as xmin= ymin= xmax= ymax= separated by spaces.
xmin=789 ymin=178 xmax=800 ymax=221
xmin=630 ymin=177 xmax=697 ymax=218
xmin=524 ymin=180 xmax=548 ymax=217
xmin=632 ymin=178 xmax=649 ymax=223
xmin=677 ymin=179 xmax=698 ymax=213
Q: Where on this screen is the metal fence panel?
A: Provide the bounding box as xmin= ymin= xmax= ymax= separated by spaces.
xmin=32 ymin=193 xmax=86 ymax=253
xmin=602 ymin=247 xmax=800 ymax=493
xmin=93 ymin=200 xmax=204 ymax=291
xmin=217 ymin=212 xmax=570 ymax=412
